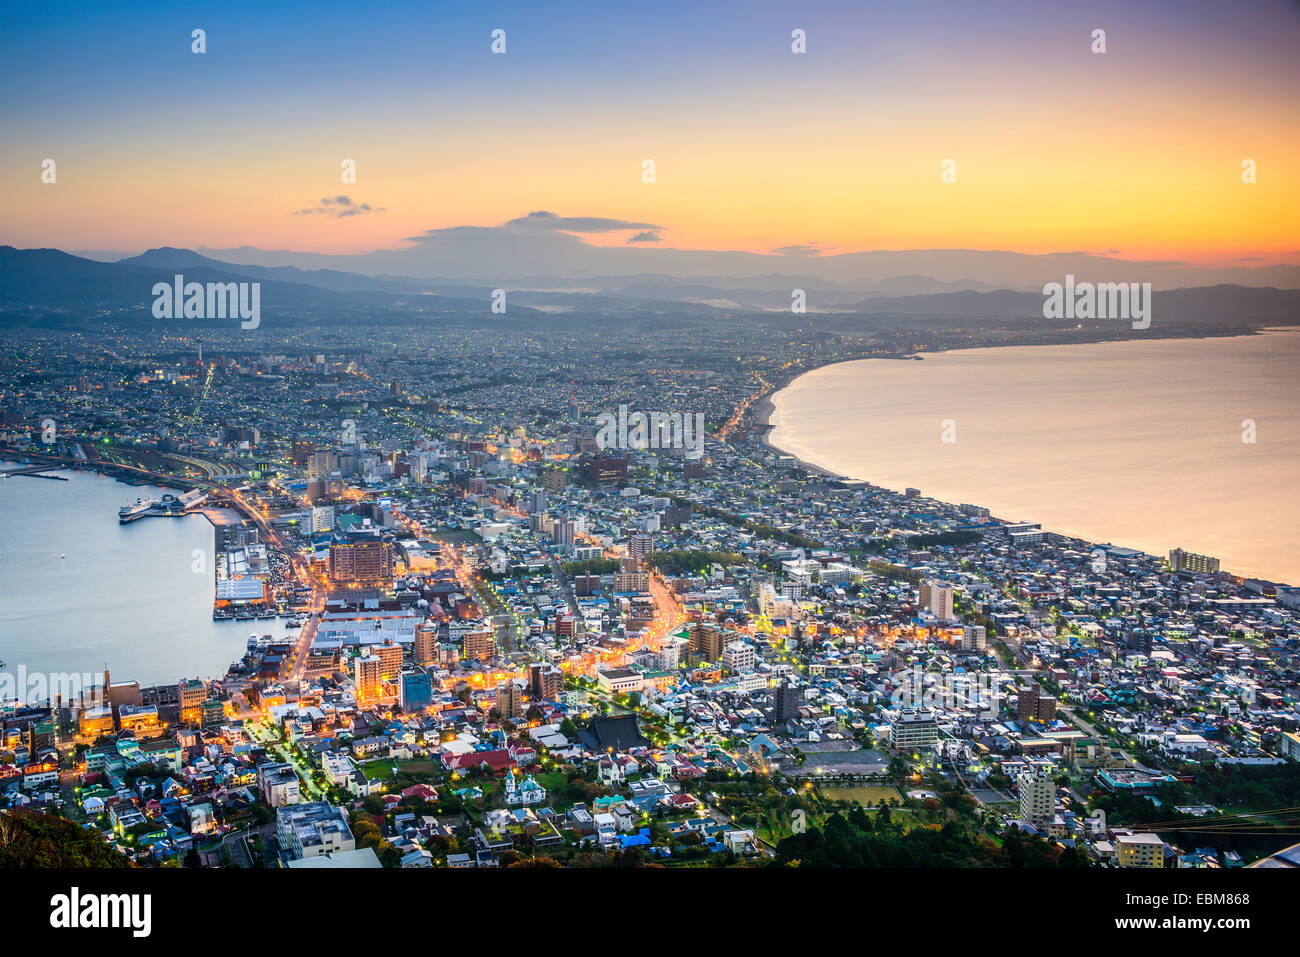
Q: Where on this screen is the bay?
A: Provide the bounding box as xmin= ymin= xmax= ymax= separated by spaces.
xmin=769 ymin=329 xmax=1300 ymax=585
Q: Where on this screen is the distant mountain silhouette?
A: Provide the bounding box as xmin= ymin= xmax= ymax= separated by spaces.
xmin=2 ymin=245 xmax=1297 ymax=331
xmin=0 ymin=246 xmax=507 ymax=318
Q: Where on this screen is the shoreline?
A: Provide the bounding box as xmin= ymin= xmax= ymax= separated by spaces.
xmin=751 ymin=325 xmax=1287 ymax=478
xmin=0 ymin=460 xmax=235 ymax=689
xmin=754 ymin=333 xmax=1297 ymax=587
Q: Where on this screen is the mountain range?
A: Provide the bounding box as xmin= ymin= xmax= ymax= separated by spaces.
xmin=3 ymin=245 xmax=1299 ymax=331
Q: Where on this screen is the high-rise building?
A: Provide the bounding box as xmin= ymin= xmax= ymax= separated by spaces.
xmin=178 ymin=678 xmax=207 ymax=726
xmin=496 ymin=680 xmax=523 ymax=719
xmin=398 ymin=668 xmax=433 ymax=711
xmin=1017 ymin=682 xmax=1057 ymax=723
xmin=920 ymin=580 xmax=955 ymax=621
xmin=374 ymin=641 xmax=404 ymax=681
xmin=307 ymin=450 xmax=337 ymax=479
xmin=1017 ymin=769 xmax=1055 ymax=827
xmin=329 ymin=539 xmax=396 ymax=583
xmin=1017 ymin=684 xmax=1040 ymax=723
xmin=889 ymin=709 xmax=939 ymax=751
xmin=962 ymin=625 xmax=987 ymax=652
xmin=628 ymin=533 xmax=654 ymax=563
xmin=552 ymin=520 xmax=576 ymax=547
xmin=462 ymin=627 xmax=496 ymax=662
xmin=200 ymin=699 xmax=226 ymax=730
xmin=353 ymin=653 xmax=383 ymax=699
xmin=529 ymin=662 xmax=564 ymax=700
xmin=772 ymin=680 xmax=800 ymax=725
xmin=413 ymin=624 xmax=439 ymax=666
xmin=688 ymin=622 xmax=727 ymax=663
xmin=1169 ymin=548 xmax=1220 ymax=575
xmin=311 ymin=505 xmax=335 ymax=533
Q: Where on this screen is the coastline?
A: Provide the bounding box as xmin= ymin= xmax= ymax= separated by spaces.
xmin=750 ymin=324 xmax=1285 ymax=478
xmin=754 ymin=334 xmax=1298 ymax=586
xmin=0 ymin=460 xmax=233 ymax=688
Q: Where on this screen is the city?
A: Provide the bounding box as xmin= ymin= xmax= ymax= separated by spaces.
xmin=1 ymin=0 xmax=1296 ymax=937
xmin=2 ymin=317 xmax=1298 ymax=877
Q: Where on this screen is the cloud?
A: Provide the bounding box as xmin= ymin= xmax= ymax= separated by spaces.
xmin=505 ymin=210 xmax=660 ymax=233
xmin=773 ymin=243 xmax=826 ymax=256
xmin=293 ymin=195 xmax=385 ymax=218
xmin=626 ymin=230 xmax=662 ymax=244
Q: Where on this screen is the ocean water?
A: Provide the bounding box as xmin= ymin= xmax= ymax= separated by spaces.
xmin=0 ymin=465 xmax=256 ymax=688
xmin=770 ymin=329 xmax=1300 ymax=585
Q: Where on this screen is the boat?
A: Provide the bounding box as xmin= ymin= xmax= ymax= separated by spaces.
xmin=119 ymin=498 xmax=157 ymax=523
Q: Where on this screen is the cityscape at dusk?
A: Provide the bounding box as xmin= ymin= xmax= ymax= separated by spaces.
xmin=1 ymin=0 xmax=1296 ymax=935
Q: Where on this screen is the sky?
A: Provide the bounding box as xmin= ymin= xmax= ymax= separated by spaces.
xmin=2 ymin=0 xmax=1298 ymax=268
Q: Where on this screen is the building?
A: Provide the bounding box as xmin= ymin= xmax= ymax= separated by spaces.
xmin=1017 ymin=683 xmax=1057 ymax=723
xmin=178 ymin=678 xmax=207 ymax=726
xmin=329 ymin=539 xmax=396 ymax=584
xmin=1280 ymin=731 xmax=1300 ymax=762
xmin=200 ymin=699 xmax=226 ymax=730
xmin=552 ymin=519 xmax=576 ymax=547
xmin=374 ymin=640 xmax=404 ymax=680
xmin=1169 ymin=548 xmax=1220 ymax=575
xmin=961 ymin=625 xmax=987 ymax=652
xmin=352 ymin=654 xmax=384 ymax=699
xmin=413 ymin=624 xmax=439 ymax=666
xmin=258 ymin=762 xmax=301 ymax=808
xmin=310 ymin=505 xmax=335 ymax=533
xmin=117 ymin=703 xmax=159 ymax=734
xmin=771 ymin=680 xmax=800 ymax=725
xmin=577 ymin=715 xmax=650 ymax=753
xmin=688 ymin=622 xmax=727 ymax=663
xmin=1018 ymin=769 xmax=1055 ymax=828
xmin=496 ymin=680 xmax=523 ymax=719
xmin=919 ymin=580 xmax=955 ymax=621
xmin=628 ymin=533 xmax=654 ymax=563
xmin=579 ymin=454 xmax=628 ymax=486
xmin=721 ymin=640 xmax=756 ymax=673
xmin=529 ymin=662 xmax=564 ymax=700
xmin=613 ymin=571 xmax=650 ymax=593
xmin=889 ymin=709 xmax=939 ymax=751
xmin=399 ymin=668 xmax=433 ymax=711
xmin=276 ymin=802 xmax=355 ymax=861
xmin=596 ymin=667 xmax=645 ymax=696
xmin=1116 ymin=833 xmax=1165 ymax=868
xmin=462 ymin=627 xmax=496 ymax=662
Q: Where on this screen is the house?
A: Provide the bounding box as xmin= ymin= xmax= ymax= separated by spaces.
xmin=593 ymin=812 xmax=618 ymax=848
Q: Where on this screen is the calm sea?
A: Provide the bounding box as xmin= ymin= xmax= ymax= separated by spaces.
xmin=0 ymin=465 xmax=258 ymax=687
xmin=770 ymin=329 xmax=1300 ymax=586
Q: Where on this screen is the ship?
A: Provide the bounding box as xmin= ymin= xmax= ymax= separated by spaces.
xmin=119 ymin=497 xmax=158 ymax=523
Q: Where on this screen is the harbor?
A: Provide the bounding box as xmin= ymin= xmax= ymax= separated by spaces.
xmin=118 ymin=489 xmax=210 ymax=523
